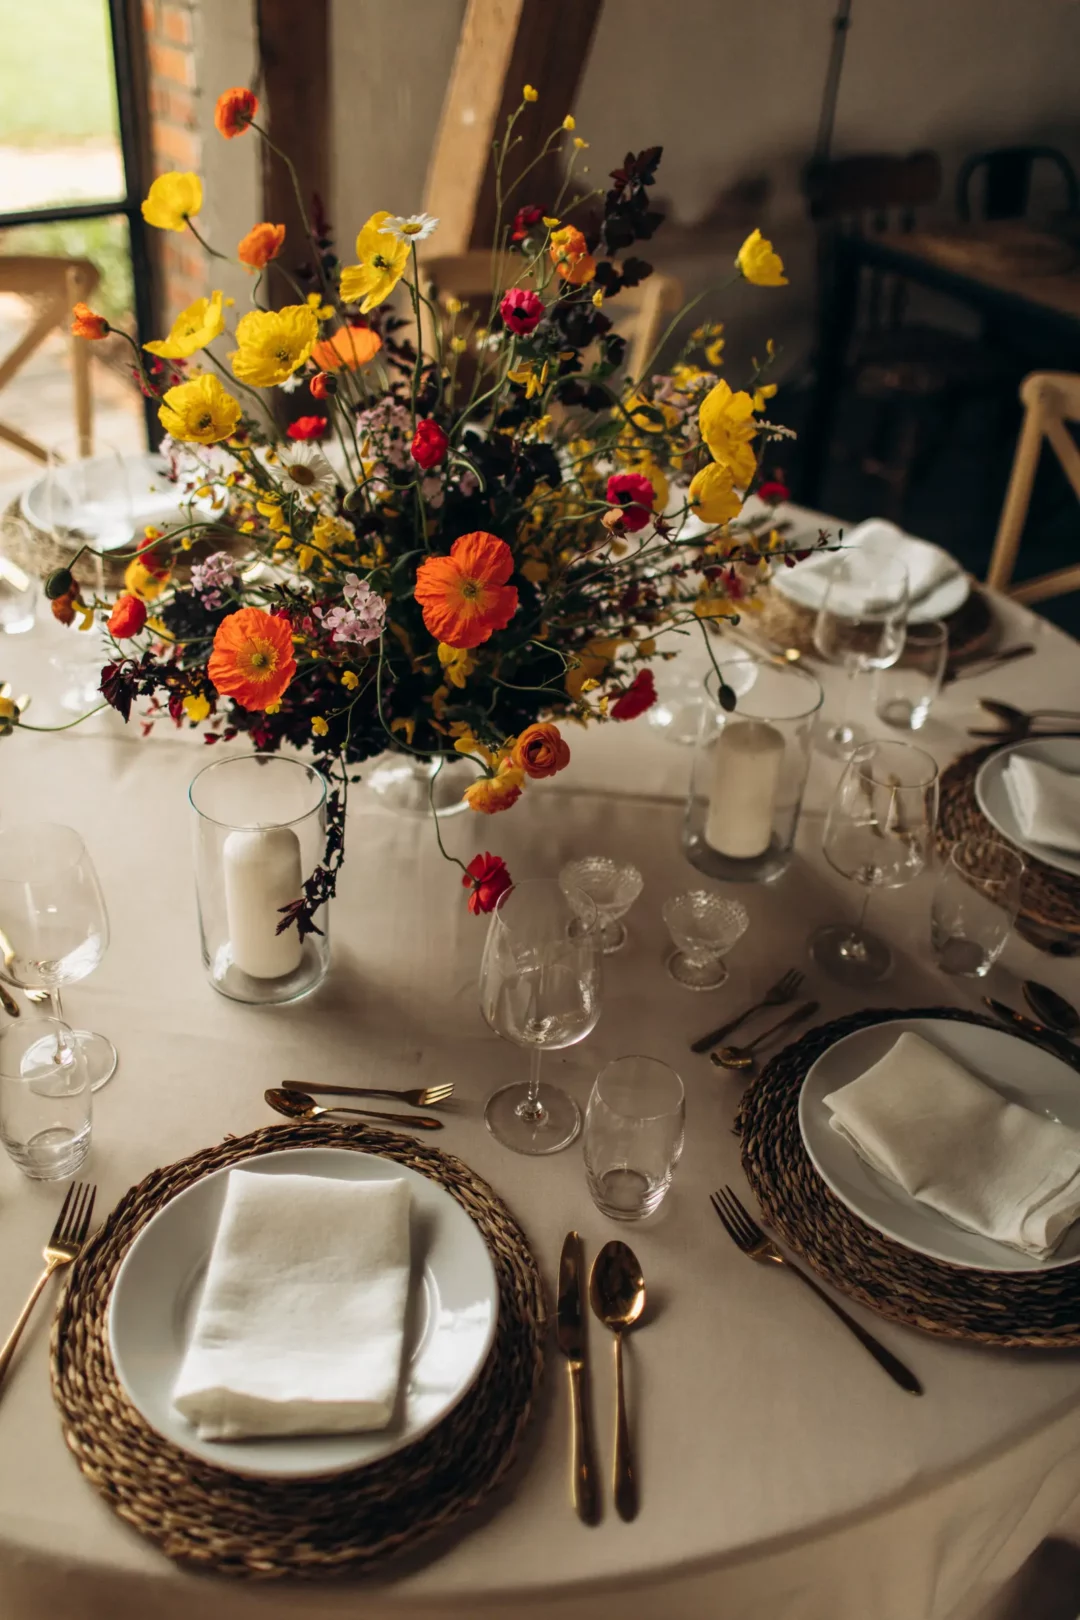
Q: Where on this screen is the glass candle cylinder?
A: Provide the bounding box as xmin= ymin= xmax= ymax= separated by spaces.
xmin=189 ymin=754 xmax=330 ymax=1003
xmin=683 ymin=660 xmax=823 ymax=883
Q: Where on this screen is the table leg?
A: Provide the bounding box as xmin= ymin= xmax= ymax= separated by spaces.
xmin=798 ymin=235 xmax=860 ymax=508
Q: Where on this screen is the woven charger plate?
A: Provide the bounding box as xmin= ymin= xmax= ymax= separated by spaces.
xmin=938 ymin=744 xmax=1080 ymax=947
xmin=755 ymin=578 xmax=995 ymax=664
xmin=1 ymin=496 xmax=246 ymax=592
xmin=50 ymin=1121 xmax=545 ymax=1580
xmin=736 ymin=1006 xmax=1080 ymax=1347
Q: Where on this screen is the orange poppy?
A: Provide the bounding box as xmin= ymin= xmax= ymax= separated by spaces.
xmin=414 ymin=532 xmax=519 ymax=650
xmin=311 ymin=325 xmax=383 ymax=371
xmin=549 ymin=225 xmax=596 ymax=286
xmin=71 ymin=301 xmax=108 ymax=340
xmin=208 ymin=607 xmax=296 ymax=711
xmin=215 ymin=86 xmax=258 ymax=139
xmin=238 ymin=222 xmax=285 ymax=270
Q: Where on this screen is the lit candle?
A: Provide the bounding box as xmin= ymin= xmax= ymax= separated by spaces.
xmin=223 ymin=828 xmax=304 ymax=979
xmin=705 ymin=719 xmax=785 ymax=860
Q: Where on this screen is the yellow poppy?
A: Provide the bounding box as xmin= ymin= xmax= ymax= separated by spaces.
xmin=688 ymin=461 xmax=743 ymax=525
xmin=736 ymin=228 xmax=788 ymax=287
xmin=141 ymin=171 xmax=203 ymax=232
xmin=158 ymin=373 xmax=242 ymax=444
xmin=230 ymin=304 xmax=319 ymax=387
xmin=698 ymin=379 xmax=758 ymax=487
xmin=339 ymin=212 xmax=410 ymax=314
xmin=144 ymin=291 xmax=225 ymax=359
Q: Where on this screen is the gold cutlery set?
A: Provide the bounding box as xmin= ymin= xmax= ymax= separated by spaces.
xmin=558 ymin=1230 xmax=646 ymax=1524
xmin=265 ymin=1079 xmax=455 ymax=1130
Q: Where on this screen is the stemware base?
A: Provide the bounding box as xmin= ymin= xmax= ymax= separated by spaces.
xmin=599 ymin=918 xmax=628 ymax=955
xmin=809 ymin=923 xmax=892 ymax=985
xmin=817 ymin=721 xmax=866 ymax=761
xmin=665 ymin=950 xmax=729 ymax=991
xmin=24 ymin=1026 xmax=116 ymax=1093
xmin=484 ymin=1081 xmax=581 ymax=1155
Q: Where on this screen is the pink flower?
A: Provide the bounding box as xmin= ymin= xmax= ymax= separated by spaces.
xmin=314 ymin=573 xmax=387 ymax=647
xmin=500 ymin=287 xmax=544 ymax=336
xmin=606 ymin=472 xmax=656 ymax=533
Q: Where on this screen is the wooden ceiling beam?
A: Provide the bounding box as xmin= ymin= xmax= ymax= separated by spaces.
xmin=256 ymin=0 xmax=330 ymax=305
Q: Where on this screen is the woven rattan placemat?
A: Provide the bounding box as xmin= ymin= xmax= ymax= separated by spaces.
xmin=736 ymin=1006 xmax=1080 ymax=1348
xmin=938 ymin=744 xmax=1080 ymax=950
xmin=50 ymin=1121 xmax=546 ymax=1579
xmin=756 ymin=578 xmax=995 ymax=664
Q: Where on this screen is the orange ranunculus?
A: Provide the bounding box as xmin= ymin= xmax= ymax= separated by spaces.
xmin=238 ymin=222 xmax=285 ymax=270
xmin=215 ymin=86 xmax=258 ymax=139
xmin=414 ymin=532 xmax=519 ymax=650
xmin=549 ymin=225 xmax=596 ymax=286
xmin=71 ymin=301 xmax=108 ymax=340
xmin=512 ymin=722 xmax=571 ymax=779
xmin=464 ymin=762 xmax=525 ymax=814
xmin=208 ymin=606 xmax=296 ymax=711
xmin=311 ymin=324 xmax=383 ymax=371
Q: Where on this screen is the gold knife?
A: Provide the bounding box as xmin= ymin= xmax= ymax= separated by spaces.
xmin=557 ymin=1230 xmax=601 ymax=1525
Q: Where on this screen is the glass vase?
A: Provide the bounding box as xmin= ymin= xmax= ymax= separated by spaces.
xmin=683 ymin=659 xmax=823 ymax=884
xmin=364 ymin=750 xmax=473 ymax=817
xmin=189 ymin=754 xmax=330 ymax=1004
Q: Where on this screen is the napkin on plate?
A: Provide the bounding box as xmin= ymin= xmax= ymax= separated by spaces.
xmin=1003 ymin=753 xmax=1080 ymax=854
xmin=172 ymin=1168 xmax=411 ymax=1440
xmin=823 ymin=1031 xmax=1080 ymax=1258
xmin=776 ymin=518 xmax=960 ymax=611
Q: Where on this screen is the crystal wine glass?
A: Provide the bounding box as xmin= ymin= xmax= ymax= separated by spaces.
xmin=559 ymin=856 xmax=643 ymax=954
xmin=809 ymin=739 xmax=939 ymax=985
xmin=813 ymin=544 xmax=909 ymax=758
xmin=0 ymin=824 xmax=117 ymax=1090
xmin=479 ymin=878 xmax=602 ymax=1155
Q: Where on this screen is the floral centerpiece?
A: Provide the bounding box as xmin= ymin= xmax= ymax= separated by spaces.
xmin=37 ymin=84 xmax=817 ymax=936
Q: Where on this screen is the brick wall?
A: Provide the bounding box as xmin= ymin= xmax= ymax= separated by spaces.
xmin=142 ymin=0 xmax=207 ymax=317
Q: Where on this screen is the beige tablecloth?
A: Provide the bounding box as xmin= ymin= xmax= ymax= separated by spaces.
xmin=2 ymin=577 xmax=1080 ymax=1620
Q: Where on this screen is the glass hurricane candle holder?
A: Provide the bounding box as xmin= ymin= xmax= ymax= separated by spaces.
xmin=662 ymin=890 xmax=749 ymax=990
xmin=189 ymin=754 xmax=330 ymax=1004
xmin=683 ymin=660 xmax=823 ymax=884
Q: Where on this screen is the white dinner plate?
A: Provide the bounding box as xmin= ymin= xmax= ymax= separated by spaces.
xmin=975 ymin=737 xmax=1080 ymax=880
xmin=107 ymin=1147 xmax=499 ymax=1478
xmin=21 ymin=451 xmax=215 ymax=550
xmin=798 ymin=1016 xmax=1080 ymax=1272
xmin=769 ymin=514 xmax=970 ymax=624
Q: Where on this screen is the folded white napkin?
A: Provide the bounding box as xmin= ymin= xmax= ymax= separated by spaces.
xmin=1003 ymin=754 xmax=1080 ymax=854
xmin=173 ymin=1169 xmax=411 ymax=1440
xmin=776 ymin=518 xmax=959 ymax=610
xmin=824 ymin=1031 xmax=1080 ymax=1258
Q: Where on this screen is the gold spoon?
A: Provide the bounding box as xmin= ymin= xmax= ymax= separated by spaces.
xmin=589 ymin=1239 xmax=646 ymax=1522
xmin=711 ymin=999 xmax=820 ymax=1073
xmin=264 ymin=1087 xmax=444 ymax=1131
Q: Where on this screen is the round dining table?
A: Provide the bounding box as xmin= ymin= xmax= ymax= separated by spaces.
xmin=2 ymin=537 xmax=1080 ymax=1620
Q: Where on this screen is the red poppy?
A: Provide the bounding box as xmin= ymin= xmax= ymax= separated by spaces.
xmin=215 ymin=87 xmax=258 ymax=139
xmin=107 ymin=595 xmax=147 ymax=639
xmin=411 ymin=419 xmax=449 ymax=470
xmin=511 ymin=205 xmax=544 ymax=244
xmin=287 ymin=415 xmax=328 ymax=441
xmin=606 ymin=471 xmax=656 ymax=533
xmin=757 ymin=479 xmax=790 ymax=504
xmin=463 ymin=852 xmax=513 ymax=915
xmin=611 ymin=667 xmax=656 ymax=721
xmin=499 ymin=287 xmax=544 ymax=336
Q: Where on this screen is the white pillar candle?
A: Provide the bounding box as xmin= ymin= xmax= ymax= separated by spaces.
xmin=705 ymin=719 xmax=785 ymax=860
xmin=223 ymin=827 xmax=304 ymax=979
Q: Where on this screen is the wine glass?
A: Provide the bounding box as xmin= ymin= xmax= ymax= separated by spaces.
xmin=479 ymin=878 xmax=602 ymax=1155
xmin=809 ymin=739 xmax=938 ymax=985
xmin=0 ymin=824 xmax=117 ymax=1091
xmin=813 ymin=543 xmax=909 ymax=758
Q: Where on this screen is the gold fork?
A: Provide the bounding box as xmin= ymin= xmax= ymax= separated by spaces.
xmin=285 ymin=1080 xmax=454 ymax=1108
xmin=709 ymin=1186 xmax=922 ymax=1395
xmin=0 ymin=1181 xmax=97 ymax=1389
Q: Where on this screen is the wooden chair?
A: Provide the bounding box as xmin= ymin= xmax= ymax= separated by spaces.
xmin=986 ymin=371 xmax=1080 ymax=605
xmin=418 ymin=250 xmax=683 ymax=382
xmin=803 ymin=152 xmax=1005 ymax=518
xmin=0 ymin=256 xmax=99 ymax=462
xmin=957 ymin=146 xmax=1079 ymax=223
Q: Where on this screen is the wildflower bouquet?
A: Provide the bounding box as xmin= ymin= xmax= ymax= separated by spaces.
xmin=51 ymin=84 xmax=813 ymax=933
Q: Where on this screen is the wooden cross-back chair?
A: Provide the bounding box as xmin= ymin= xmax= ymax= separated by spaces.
xmin=0 ymin=256 xmax=99 ymax=462
xmin=418 ymin=250 xmax=684 ymax=386
xmin=986 ymin=371 xmax=1080 ymax=605
xmin=957 ymin=146 xmax=1080 ymax=223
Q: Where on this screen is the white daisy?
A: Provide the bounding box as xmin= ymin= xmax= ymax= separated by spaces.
xmin=382 ymin=212 xmax=439 ymax=244
xmin=278 ymin=442 xmax=337 ymax=499
xmin=278 ymin=372 xmax=304 ymax=394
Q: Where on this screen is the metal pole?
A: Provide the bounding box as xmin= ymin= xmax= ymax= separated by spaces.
xmin=814 ymin=0 xmax=853 ymax=163
xmin=106 ymin=0 xmax=159 ymax=446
